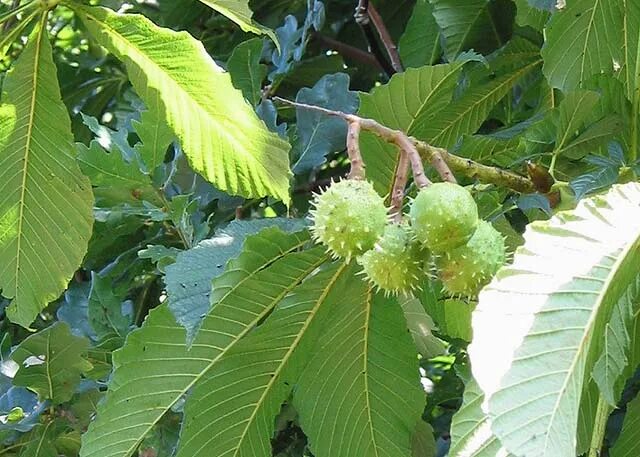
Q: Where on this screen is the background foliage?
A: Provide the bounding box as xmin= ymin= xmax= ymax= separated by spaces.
xmin=1 ymin=0 xmax=640 ymax=456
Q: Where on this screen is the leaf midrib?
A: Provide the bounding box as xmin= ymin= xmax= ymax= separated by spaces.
xmin=431 ymin=58 xmax=543 ymax=145
xmin=77 ymin=6 xmax=274 ymax=177
xmin=108 ymin=252 xmax=329 ymax=457
xmin=15 ymin=12 xmax=47 ymax=308
xmin=229 ymin=261 xmax=347 ymax=457
xmin=361 ymin=285 xmax=381 ymax=457
xmin=540 ymin=241 xmax=640 ymax=455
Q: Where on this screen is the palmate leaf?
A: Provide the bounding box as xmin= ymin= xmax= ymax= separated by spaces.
xmin=359 ymin=51 xmax=540 ymax=195
xmin=175 ymin=262 xmax=351 ymax=457
xmin=592 ymin=274 xmax=639 ymax=406
xmin=73 ymin=5 xmax=292 ymax=203
xmin=468 ymin=183 xmax=640 ymax=457
xmin=80 ymin=229 xmax=328 ymax=457
xmin=620 ymin=0 xmax=640 ymax=100
xmin=77 ymin=141 xmax=159 ymax=206
xmin=0 ymin=16 xmax=94 ymax=327
xmin=541 ymin=0 xmax=624 ymax=92
xmin=294 ymin=289 xmax=424 ymax=457
xmin=419 ymin=55 xmax=543 ymax=148
xmin=19 ymin=422 xmax=57 ymax=457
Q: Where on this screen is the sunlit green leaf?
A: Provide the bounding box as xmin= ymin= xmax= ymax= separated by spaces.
xmin=0 ymin=17 xmax=94 ymax=327
xmin=74 ymin=5 xmax=292 ymax=203
xmin=469 ymin=183 xmax=640 ymax=456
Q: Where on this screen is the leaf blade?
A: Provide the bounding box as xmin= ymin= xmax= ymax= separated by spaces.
xmin=74 ymin=5 xmax=292 ymax=203
xmin=469 ymin=183 xmax=640 ymax=457
xmin=0 ymin=16 xmax=94 ymax=327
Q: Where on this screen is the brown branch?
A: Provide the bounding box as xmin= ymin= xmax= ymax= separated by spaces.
xmin=346 ymin=120 xmax=365 ymax=179
xmin=273 ymin=97 xmax=535 ymax=193
xmin=390 ymin=150 xmax=410 ymax=221
xmin=354 ymin=0 xmax=395 ymax=76
xmin=428 ymin=147 xmax=457 ymax=183
xmin=395 ymin=134 xmax=430 ymax=188
xmin=312 ymin=32 xmax=383 ymax=70
xmin=367 ymin=3 xmax=404 ymax=73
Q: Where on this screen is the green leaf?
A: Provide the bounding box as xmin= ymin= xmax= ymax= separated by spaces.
xmin=0 ymin=10 xmax=38 ymax=61
xmin=227 ymin=38 xmax=268 ymax=107
xmin=0 ymin=17 xmax=94 ymax=328
xmin=74 ymin=5 xmax=292 ymax=203
xmin=469 ymin=183 xmax=640 ymax=457
xmin=19 ymin=422 xmax=57 ymax=457
xmin=77 ymin=141 xmax=159 ymax=205
xmin=196 ymin=0 xmax=276 ymax=42
xmin=164 ymin=218 xmax=306 ymax=336
xmin=399 ymin=0 xmax=441 ymax=68
xmin=400 ymin=296 xmax=446 ymax=358
xmin=555 ymin=89 xmax=601 ymax=151
xmin=174 ymin=262 xmax=350 ymax=457
xmin=611 ymin=390 xmax=640 ymax=456
xmin=411 ymin=421 xmax=437 ymax=457
xmin=88 ymin=273 xmax=132 ymax=341
xmin=449 ymin=374 xmax=512 ymax=457
xmin=561 ymin=114 xmax=623 ymax=160
xmin=294 ymin=289 xmax=424 ymax=457
xmin=358 ymin=63 xmax=464 ymax=195
xmin=620 ymin=0 xmax=640 ymax=100
xmin=421 ymin=56 xmax=543 ymax=148
xmin=592 ymin=275 xmax=638 ymax=406
xmin=132 ymin=107 xmax=174 ymax=172
xmin=428 ymin=0 xmax=515 ymax=60
xmin=514 ymin=0 xmax=550 ymax=31
xmin=292 ymin=73 xmax=359 ymax=174
xmin=454 ymin=134 xmax=523 ymax=168
xmin=80 ymin=230 xmax=327 ymax=457
xmin=541 ymin=0 xmax=624 ymax=92
xmin=11 ymin=322 xmax=91 ymax=404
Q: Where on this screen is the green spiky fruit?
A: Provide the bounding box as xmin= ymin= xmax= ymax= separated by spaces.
xmin=310 ymin=179 xmax=388 ymax=259
xmin=436 ymin=220 xmax=506 ymax=297
xmin=409 ymin=182 xmax=478 ymax=252
xmin=358 ymin=224 xmax=428 ymax=295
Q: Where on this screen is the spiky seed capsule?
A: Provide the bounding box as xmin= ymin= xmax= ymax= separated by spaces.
xmin=435 ymin=220 xmax=506 ymax=297
xmin=310 ymin=179 xmax=388 ymax=260
xmin=357 ymin=224 xmax=429 ymax=295
xmin=409 ymin=182 xmax=478 ymax=252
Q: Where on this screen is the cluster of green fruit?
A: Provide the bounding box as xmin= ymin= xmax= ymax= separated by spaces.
xmin=309 ymin=179 xmax=507 ymax=297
